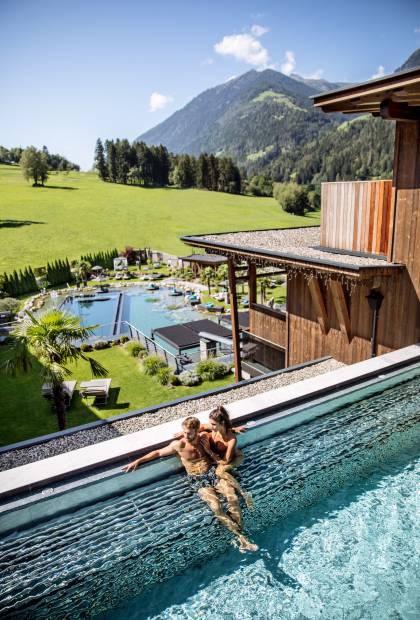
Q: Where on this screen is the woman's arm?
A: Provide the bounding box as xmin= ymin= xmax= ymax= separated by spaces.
xmin=199 ymin=433 xmax=222 ymax=463
xmin=222 ymin=437 xmax=237 ymax=464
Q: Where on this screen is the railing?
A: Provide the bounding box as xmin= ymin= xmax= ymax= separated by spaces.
xmin=320 ymin=179 xmax=393 ymax=256
xmin=2 ymin=317 xmax=233 ymax=373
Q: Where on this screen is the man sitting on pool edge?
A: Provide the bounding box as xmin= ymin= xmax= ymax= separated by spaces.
xmin=122 ymin=416 xmax=258 ymax=553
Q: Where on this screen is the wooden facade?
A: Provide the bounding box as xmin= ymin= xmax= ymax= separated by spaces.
xmin=391 ymin=121 xmax=420 ymax=296
xmin=249 ymin=304 xmax=287 ymax=349
xmin=320 ymin=180 xmax=393 ymax=255
xmin=287 ymin=271 xmax=420 ymax=366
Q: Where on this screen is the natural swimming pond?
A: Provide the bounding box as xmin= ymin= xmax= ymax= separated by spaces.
xmin=1 ymin=369 xmax=419 ymax=618
xmin=60 ymin=286 xmax=202 ymax=342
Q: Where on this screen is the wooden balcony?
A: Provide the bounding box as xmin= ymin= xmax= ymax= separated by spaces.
xmin=320 ymin=179 xmax=393 ymax=257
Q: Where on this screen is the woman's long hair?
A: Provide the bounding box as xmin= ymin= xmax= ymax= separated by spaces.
xmin=209 ymin=405 xmax=232 ymax=431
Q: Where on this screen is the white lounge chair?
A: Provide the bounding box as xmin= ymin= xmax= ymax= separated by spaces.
xmin=80 ymin=378 xmax=112 ymax=405
xmin=42 ymin=380 xmax=77 ymax=408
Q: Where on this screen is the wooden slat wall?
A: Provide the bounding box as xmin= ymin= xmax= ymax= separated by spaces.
xmin=391 ymin=121 xmax=420 ymax=297
xmin=287 ymin=271 xmax=420 ymax=366
xmin=249 ymin=306 xmax=287 ymax=349
xmin=320 ymin=180 xmax=393 ymax=255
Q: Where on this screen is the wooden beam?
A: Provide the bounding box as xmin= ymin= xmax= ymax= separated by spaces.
xmin=227 ymin=257 xmax=242 ymax=382
xmin=248 ymin=262 xmax=257 ymax=304
xmin=329 ymin=280 xmax=352 ymax=342
xmin=308 ymin=277 xmax=329 ymax=335
xmin=380 ymin=99 xmax=420 ymax=122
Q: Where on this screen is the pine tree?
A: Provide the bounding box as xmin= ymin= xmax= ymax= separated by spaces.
xmin=95 ymin=139 xmax=108 ymax=181
xmin=106 ymin=140 xmax=117 ymax=183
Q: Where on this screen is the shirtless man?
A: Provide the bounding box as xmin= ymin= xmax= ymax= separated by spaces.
xmin=122 ymin=416 xmax=257 ymax=552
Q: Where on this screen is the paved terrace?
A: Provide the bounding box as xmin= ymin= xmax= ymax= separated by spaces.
xmin=184 ymin=227 xmax=401 ymax=272
xmin=0 ymin=358 xmax=343 ymax=471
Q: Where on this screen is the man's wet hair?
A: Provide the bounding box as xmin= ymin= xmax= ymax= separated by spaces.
xmin=182 ymin=416 xmax=200 ymax=430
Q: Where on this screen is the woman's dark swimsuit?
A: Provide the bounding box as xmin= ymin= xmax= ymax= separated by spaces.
xmin=187 ymin=465 xmax=218 ymax=492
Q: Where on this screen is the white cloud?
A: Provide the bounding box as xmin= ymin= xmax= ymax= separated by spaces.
xmin=281 ymin=51 xmax=296 ymax=76
xmin=415 ymin=27 xmax=420 ymax=33
xmin=225 ymin=75 xmax=237 ymax=82
xmin=214 ymin=32 xmax=270 ymax=69
xmin=305 ymin=69 xmax=324 ymax=79
xmin=371 ymin=65 xmax=385 ymax=79
xmin=149 ymin=92 xmax=173 ymax=112
xmin=250 ymin=24 xmax=269 ymax=37
xmin=202 ymin=57 xmax=214 ymax=66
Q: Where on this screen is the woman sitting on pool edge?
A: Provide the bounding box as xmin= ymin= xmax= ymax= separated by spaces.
xmin=201 ymin=405 xmax=253 ymax=509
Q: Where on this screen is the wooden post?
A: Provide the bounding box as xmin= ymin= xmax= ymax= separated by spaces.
xmin=228 ymin=257 xmax=242 ymax=382
xmin=308 ymin=277 xmax=329 ymax=335
xmin=248 ymin=262 xmax=257 ymax=305
xmin=329 ymin=280 xmax=351 ymax=342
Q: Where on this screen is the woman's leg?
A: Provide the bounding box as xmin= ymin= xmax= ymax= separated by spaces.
xmin=215 ymin=453 xmax=253 ymax=508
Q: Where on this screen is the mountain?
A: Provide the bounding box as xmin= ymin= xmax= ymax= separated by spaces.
xmin=395 ymin=48 xmax=420 ymax=72
xmin=137 ymin=69 xmax=346 ymax=171
xmin=137 ymin=51 xmax=417 ymax=181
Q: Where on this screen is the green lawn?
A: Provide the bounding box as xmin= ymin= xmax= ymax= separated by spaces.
xmin=0 ymin=345 xmax=233 ymax=446
xmin=0 ymin=164 xmax=320 ymax=274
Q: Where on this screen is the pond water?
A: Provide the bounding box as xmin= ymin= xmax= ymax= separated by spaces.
xmin=58 ymin=286 xmax=203 ymax=344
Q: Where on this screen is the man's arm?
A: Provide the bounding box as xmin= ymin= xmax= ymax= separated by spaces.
xmin=122 ymin=441 xmax=179 ymax=472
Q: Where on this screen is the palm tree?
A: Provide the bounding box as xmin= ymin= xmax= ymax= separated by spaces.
xmin=201 ymin=266 xmax=215 ymax=294
xmin=1 ymin=310 xmax=107 ymax=430
xmin=71 ymin=260 xmax=91 ymax=286
xmin=260 ymin=277 xmax=270 ymax=304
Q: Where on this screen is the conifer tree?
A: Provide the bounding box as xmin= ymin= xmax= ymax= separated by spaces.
xmin=95 ymin=139 xmax=108 ymax=181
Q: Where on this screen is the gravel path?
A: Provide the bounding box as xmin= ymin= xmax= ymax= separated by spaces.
xmin=0 ymin=359 xmax=343 ymax=471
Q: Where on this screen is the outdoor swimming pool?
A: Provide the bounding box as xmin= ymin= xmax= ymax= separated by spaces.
xmin=59 ymin=286 xmax=201 ymax=342
xmin=1 ymin=369 xmax=419 ymax=618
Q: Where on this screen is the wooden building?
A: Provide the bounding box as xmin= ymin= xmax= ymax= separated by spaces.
xmin=179 ymin=253 xmax=226 ymax=277
xmin=181 ymin=67 xmax=420 ymax=380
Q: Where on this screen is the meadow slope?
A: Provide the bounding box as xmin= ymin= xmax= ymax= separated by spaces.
xmin=0 ymin=165 xmax=319 ymax=273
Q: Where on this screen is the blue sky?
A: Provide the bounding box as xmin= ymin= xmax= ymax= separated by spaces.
xmin=0 ymin=0 xmax=419 ymax=170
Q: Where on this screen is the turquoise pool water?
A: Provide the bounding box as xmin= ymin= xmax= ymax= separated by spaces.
xmin=60 ymin=286 xmax=201 ymax=341
xmin=1 ymin=375 xmax=419 ymax=618
xmin=103 ymin=444 xmax=420 ymax=620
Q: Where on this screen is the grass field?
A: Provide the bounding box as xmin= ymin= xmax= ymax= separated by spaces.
xmin=0 ymin=164 xmax=320 ymax=274
xmin=0 ymin=345 xmax=233 ymax=445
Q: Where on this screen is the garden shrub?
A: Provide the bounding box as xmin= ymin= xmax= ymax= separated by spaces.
xmin=196 ymin=359 xmax=229 ymax=381
xmin=179 ymin=370 xmax=201 ymax=386
xmin=143 ymin=355 xmax=168 ymax=376
xmin=0 ymin=297 xmax=19 ymax=314
xmin=80 ymin=342 xmax=92 ymax=352
xmin=120 ymin=335 xmax=129 ymax=344
xmin=156 ymin=366 xmax=172 ymax=385
xmin=170 ymin=374 xmax=181 ymax=386
xmin=125 ymin=340 xmax=145 ymax=357
xmin=93 ymin=340 xmax=109 ymax=350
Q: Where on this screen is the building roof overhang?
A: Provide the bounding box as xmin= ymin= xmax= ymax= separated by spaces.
xmin=181 ymin=227 xmax=404 ymax=281
xmin=179 ymin=253 xmax=227 ymax=265
xmin=312 ymin=66 xmax=420 ymax=117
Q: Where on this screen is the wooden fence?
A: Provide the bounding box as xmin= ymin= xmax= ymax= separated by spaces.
xmin=320 ymin=180 xmax=393 ymax=256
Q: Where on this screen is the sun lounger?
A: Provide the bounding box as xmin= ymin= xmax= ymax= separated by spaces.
xmin=42 ymin=381 xmax=77 ymax=408
xmin=80 ymin=378 xmax=112 ymax=405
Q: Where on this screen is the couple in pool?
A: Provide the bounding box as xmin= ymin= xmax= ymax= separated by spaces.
xmin=123 ymin=405 xmax=257 ymax=552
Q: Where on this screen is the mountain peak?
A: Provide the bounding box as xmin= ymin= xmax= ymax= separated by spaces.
xmin=395 ymin=48 xmax=420 ymax=72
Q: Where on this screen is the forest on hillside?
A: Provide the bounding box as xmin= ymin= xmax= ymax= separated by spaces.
xmin=94 ymin=139 xmax=242 ymax=194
